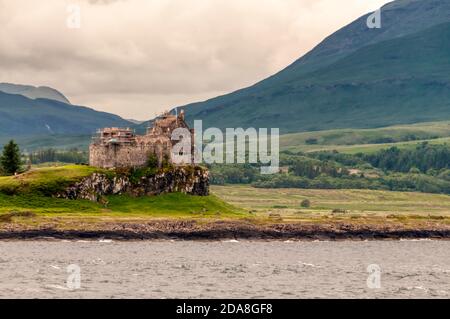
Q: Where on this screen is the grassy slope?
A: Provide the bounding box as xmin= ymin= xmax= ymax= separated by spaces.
xmin=0 ymin=165 xmax=101 ymax=196
xmin=0 ymin=166 xmax=245 ymax=224
xmin=280 ymin=121 xmax=450 ymax=154
xmin=300 ymin=137 xmax=450 ymax=154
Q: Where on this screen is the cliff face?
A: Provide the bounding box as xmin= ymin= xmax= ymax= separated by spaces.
xmin=57 ymin=166 xmax=209 ymax=202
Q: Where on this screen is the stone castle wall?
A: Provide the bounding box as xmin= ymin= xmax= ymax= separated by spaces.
xmin=89 ymin=139 xmax=172 ymax=169
xmin=89 ymin=112 xmax=193 ymax=169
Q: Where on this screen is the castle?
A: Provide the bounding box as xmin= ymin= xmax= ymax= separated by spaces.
xmin=89 ymin=111 xmax=195 ymax=168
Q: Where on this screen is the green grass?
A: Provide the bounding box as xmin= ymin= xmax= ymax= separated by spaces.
xmin=280 ymin=121 xmax=450 ymax=154
xmin=0 ymin=166 xmax=246 ymax=226
xmin=0 ymin=193 xmax=100 ymax=214
xmin=105 ymin=193 xmax=243 ymax=218
xmin=0 ymin=192 xmax=243 ymax=218
xmin=0 ymin=165 xmax=102 ymax=196
xmin=296 ymin=137 xmax=450 ymax=155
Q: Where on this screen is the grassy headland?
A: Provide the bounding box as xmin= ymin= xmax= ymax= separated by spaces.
xmin=0 ymin=165 xmax=246 ymax=224
xmin=0 ymin=165 xmax=101 ymax=196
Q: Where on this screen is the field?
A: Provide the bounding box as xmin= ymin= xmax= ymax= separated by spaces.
xmin=280 ymin=121 xmax=450 ymax=154
xmin=212 ymin=185 xmax=450 ymax=223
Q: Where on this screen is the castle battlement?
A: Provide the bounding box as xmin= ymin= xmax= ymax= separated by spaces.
xmin=89 ymin=111 xmax=194 ymax=168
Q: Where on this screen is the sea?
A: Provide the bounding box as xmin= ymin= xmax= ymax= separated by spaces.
xmin=0 ymin=240 xmax=449 ymax=299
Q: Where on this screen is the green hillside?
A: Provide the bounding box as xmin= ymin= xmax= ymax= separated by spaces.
xmin=0 ymin=91 xmax=132 ymax=137
xmin=0 ymin=165 xmax=243 ymax=219
xmin=280 ymin=121 xmax=450 ymax=153
xmin=181 ymin=0 xmax=450 ymax=133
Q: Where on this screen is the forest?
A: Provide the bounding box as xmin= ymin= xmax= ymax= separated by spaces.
xmin=209 ymin=142 xmax=450 ymax=195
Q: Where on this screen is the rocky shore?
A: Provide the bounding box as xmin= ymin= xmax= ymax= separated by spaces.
xmin=1 ymin=220 xmax=449 ymax=241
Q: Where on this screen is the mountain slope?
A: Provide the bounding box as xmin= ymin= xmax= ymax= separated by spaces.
xmin=0 ymin=91 xmax=132 ymax=136
xmin=0 ymin=83 xmax=71 ymax=104
xmin=180 ymin=0 xmax=450 ymax=133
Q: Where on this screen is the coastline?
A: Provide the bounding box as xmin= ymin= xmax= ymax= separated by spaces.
xmin=1 ymin=220 xmax=449 ymax=241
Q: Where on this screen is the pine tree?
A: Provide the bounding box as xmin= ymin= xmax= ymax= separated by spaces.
xmin=0 ymin=140 xmax=21 ymax=175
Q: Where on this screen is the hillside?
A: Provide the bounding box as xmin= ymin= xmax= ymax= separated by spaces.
xmin=0 ymin=83 xmax=71 ymax=104
xmin=280 ymin=121 xmax=450 ymax=153
xmin=180 ymin=0 xmax=450 ymax=133
xmin=0 ymin=91 xmax=132 ymax=137
xmin=0 ymin=165 xmax=243 ymax=219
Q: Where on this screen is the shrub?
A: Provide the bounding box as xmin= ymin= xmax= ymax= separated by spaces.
xmin=147 ymin=154 xmax=158 ymax=169
xmin=272 ymin=205 xmax=288 ymax=209
xmin=305 ymin=138 xmax=319 ymax=145
xmin=332 ymin=208 xmax=348 ymax=214
xmin=161 ymin=154 xmax=174 ymax=170
xmin=300 ymin=199 xmax=311 ymax=208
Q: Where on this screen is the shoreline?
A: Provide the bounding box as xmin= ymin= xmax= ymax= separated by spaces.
xmin=1 ymin=220 xmax=450 ymax=241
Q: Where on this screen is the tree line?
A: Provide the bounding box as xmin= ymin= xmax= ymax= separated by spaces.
xmin=363 ymin=143 xmax=450 ymax=173
xmin=28 ymin=148 xmax=88 ymax=164
xmin=209 ymin=143 xmax=450 ymax=195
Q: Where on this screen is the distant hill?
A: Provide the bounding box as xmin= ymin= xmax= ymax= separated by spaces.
xmin=126 ymin=119 xmax=145 ymax=125
xmin=0 ymin=91 xmax=132 ymax=138
xmin=180 ymin=0 xmax=450 ymax=133
xmin=0 ymin=83 xmax=71 ymax=104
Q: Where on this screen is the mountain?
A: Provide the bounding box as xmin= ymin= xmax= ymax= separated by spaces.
xmin=0 ymin=83 xmax=71 ymax=104
xmin=179 ymin=0 xmax=450 ymax=133
xmin=0 ymin=91 xmax=132 ymax=137
xmin=126 ymin=119 xmax=145 ymax=125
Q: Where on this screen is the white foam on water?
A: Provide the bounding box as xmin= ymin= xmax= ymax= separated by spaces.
xmin=299 ymin=262 xmax=321 ymax=268
xmin=222 ymin=239 xmax=239 ymax=243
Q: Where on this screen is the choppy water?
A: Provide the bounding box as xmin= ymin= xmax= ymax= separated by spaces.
xmin=0 ymin=240 xmax=449 ymax=299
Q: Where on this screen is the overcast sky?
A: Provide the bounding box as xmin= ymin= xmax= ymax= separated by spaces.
xmin=0 ymin=0 xmax=391 ymax=120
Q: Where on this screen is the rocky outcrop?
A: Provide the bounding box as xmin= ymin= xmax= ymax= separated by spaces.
xmin=57 ymin=166 xmax=209 ymax=202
